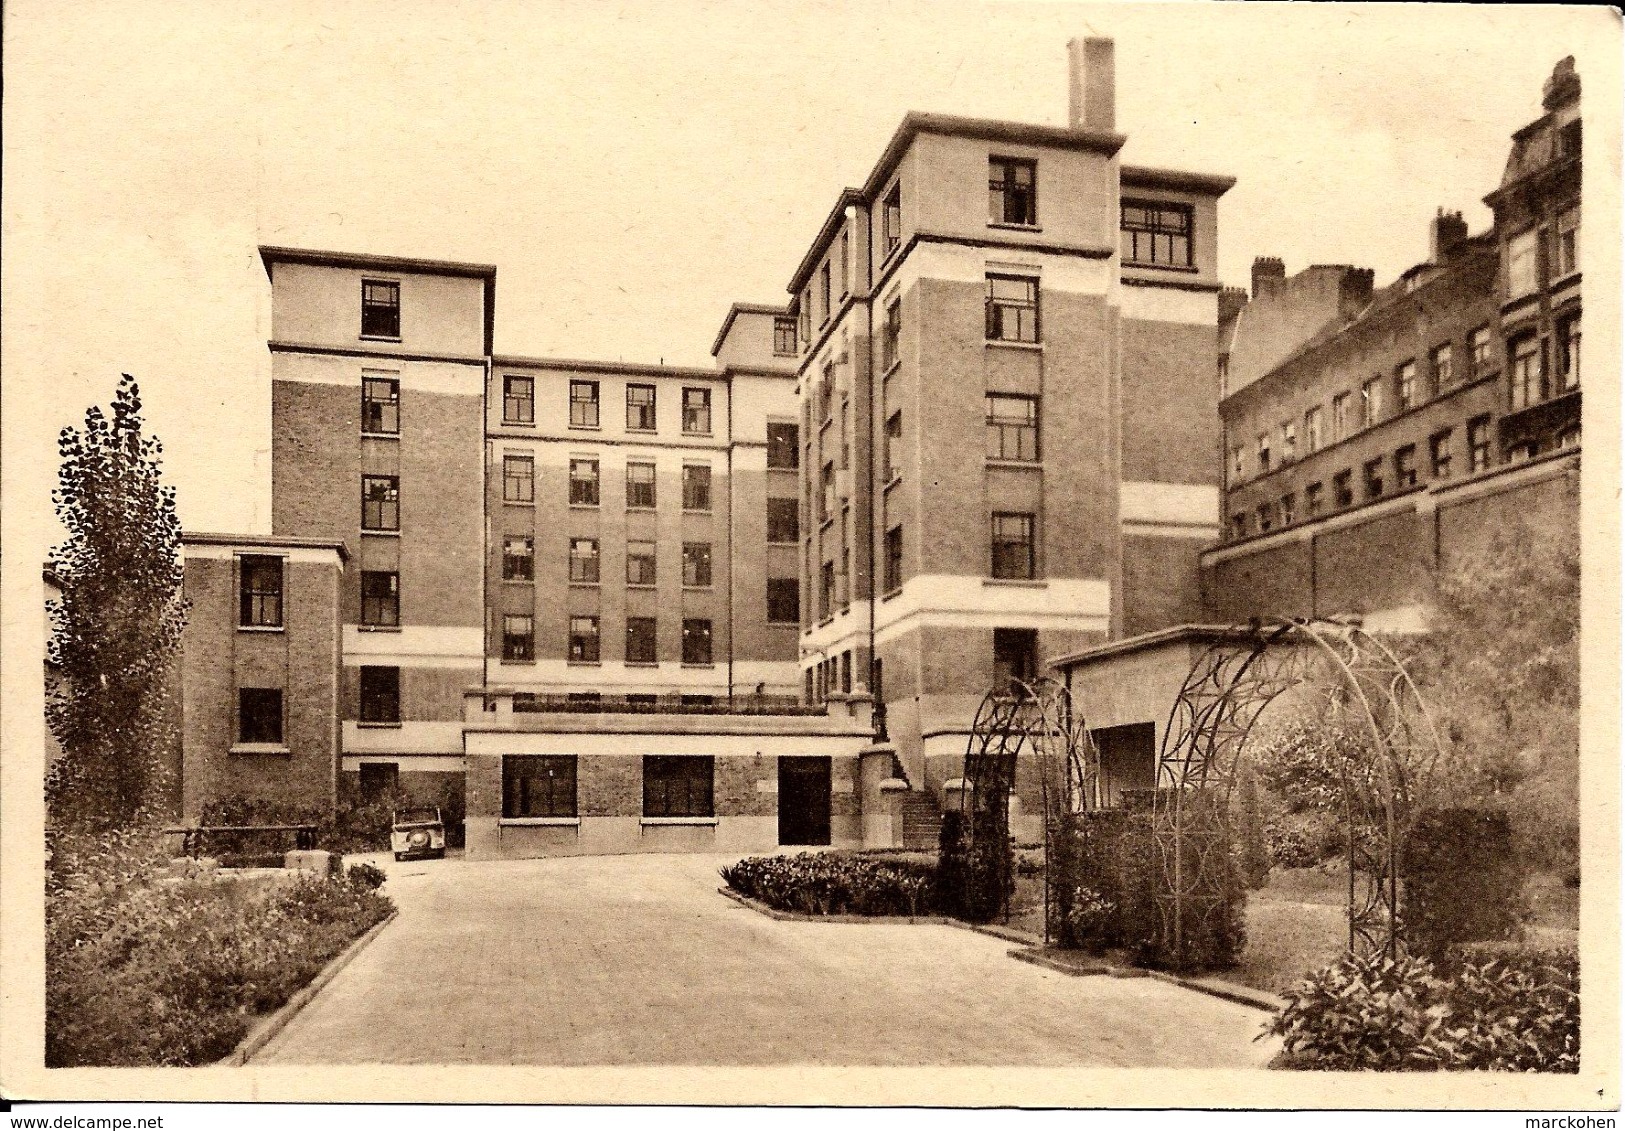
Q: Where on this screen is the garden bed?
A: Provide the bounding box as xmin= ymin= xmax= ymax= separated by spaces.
xmin=720 ymin=851 xmax=939 ymax=917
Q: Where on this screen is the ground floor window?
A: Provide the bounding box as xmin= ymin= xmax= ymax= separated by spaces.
xmin=238 ymin=687 xmax=283 ymax=744
xmin=503 ymin=754 xmax=578 ymax=818
xmin=643 ymin=755 xmax=713 ymax=818
xmin=359 ymin=761 xmax=399 ymax=798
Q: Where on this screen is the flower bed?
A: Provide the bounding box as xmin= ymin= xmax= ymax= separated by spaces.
xmin=47 ymin=834 xmax=394 ymax=1067
xmin=720 ymin=852 xmax=940 ymax=917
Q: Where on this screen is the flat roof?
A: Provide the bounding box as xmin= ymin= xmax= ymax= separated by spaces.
xmin=1049 ymin=622 xmax=1285 ymax=670
xmin=257 ymin=245 xmax=497 ymax=281
xmin=710 ymin=302 xmax=791 ymax=357
xmin=182 ymin=531 xmax=350 ymax=561
xmin=492 ymin=354 xmax=721 ymax=380
xmin=1121 ymin=164 xmax=1237 ymax=197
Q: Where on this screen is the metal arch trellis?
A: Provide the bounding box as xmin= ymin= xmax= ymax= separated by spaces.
xmin=1152 ymin=616 xmax=1449 ymax=964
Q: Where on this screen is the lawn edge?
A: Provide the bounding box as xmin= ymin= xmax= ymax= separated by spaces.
xmin=1007 ymin=945 xmax=1286 ymax=1012
xmin=219 ymin=908 xmax=399 ymax=1066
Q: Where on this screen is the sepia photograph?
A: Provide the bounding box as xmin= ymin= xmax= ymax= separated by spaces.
xmin=0 ymin=0 xmax=1618 ymax=1112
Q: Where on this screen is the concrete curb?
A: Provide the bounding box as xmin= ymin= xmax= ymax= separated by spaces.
xmin=716 ymin=886 xmax=950 ymax=924
xmin=1006 ymin=945 xmax=1284 ymax=1011
xmin=219 ymin=909 xmax=399 ymax=1066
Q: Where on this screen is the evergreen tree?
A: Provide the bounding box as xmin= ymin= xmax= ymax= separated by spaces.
xmin=47 ymin=375 xmax=188 ymax=832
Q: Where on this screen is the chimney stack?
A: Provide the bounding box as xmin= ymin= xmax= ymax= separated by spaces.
xmin=1251 ymin=256 xmax=1286 ymax=299
xmin=1068 ymin=37 xmax=1115 ymax=132
xmin=1430 ymin=208 xmax=1468 ymax=263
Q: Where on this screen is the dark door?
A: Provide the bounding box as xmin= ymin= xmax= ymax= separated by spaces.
xmin=778 ymin=756 xmax=832 ymax=845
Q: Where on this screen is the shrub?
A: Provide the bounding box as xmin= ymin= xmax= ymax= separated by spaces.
xmin=1268 ymin=947 xmax=1579 ymax=1072
xmin=934 ymin=807 xmax=1014 ymax=923
xmin=1405 ymin=808 xmax=1526 ymax=958
xmin=347 ymin=861 xmax=388 ymax=890
xmin=1236 ymin=769 xmax=1271 ymax=889
xmin=721 ymin=852 xmax=939 ymax=917
xmin=1266 ymin=811 xmax=1341 ymax=869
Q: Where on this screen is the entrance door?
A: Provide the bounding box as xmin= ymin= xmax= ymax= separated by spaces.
xmin=778 ymin=756 xmax=832 ymax=845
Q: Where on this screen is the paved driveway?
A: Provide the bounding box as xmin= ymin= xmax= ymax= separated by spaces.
xmin=254 ymin=853 xmax=1278 ymax=1066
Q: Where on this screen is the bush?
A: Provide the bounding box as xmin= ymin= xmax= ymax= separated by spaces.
xmin=935 ymin=807 xmax=1015 ymax=923
xmin=1268 ymin=947 xmax=1579 ymax=1072
xmin=1266 ymin=811 xmax=1341 ymax=869
xmin=1405 ymin=807 xmax=1526 ymax=958
xmin=721 ymin=852 xmax=938 ymax=917
xmin=347 ymin=861 xmax=388 ymax=890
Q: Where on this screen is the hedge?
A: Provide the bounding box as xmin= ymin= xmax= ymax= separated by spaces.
xmin=721 ymin=852 xmax=939 ymax=916
xmin=1405 ymin=807 xmax=1526 ymax=958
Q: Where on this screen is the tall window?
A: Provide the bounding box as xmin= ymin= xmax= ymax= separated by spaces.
xmin=568 ymin=538 xmax=600 ymax=584
xmin=682 ymin=542 xmax=712 ymax=588
xmin=881 ymin=298 xmax=901 ymax=371
xmin=1305 ymin=482 xmax=1324 ymax=517
xmin=1509 ymin=334 xmax=1544 ymax=410
xmin=1396 ymin=361 xmax=1416 ymax=411
xmin=773 ymin=316 xmax=798 ymax=357
xmin=1468 ymin=416 xmax=1492 ymax=472
xmin=767 ymin=422 xmax=799 ymax=469
xmin=882 ymin=182 xmax=901 ymax=259
xmin=681 ymin=619 xmax=713 ymax=665
xmin=989 ymin=157 xmax=1037 ymax=225
xmin=625 ymin=461 xmax=656 ymax=509
xmin=1431 ymin=344 xmax=1454 ymax=392
xmin=992 ymin=629 xmax=1037 ymax=694
xmin=884 ymin=526 xmax=903 ymax=593
xmin=362 ymin=376 xmax=399 ymax=434
xmin=1256 ymin=432 xmax=1271 ymax=474
xmin=569 ymin=380 xmax=600 ymax=428
xmin=1430 ymin=430 xmax=1454 ymax=479
xmin=1120 ymin=200 xmax=1193 ymax=267
xmin=819 ymin=462 xmax=835 ymax=523
xmin=1558 ymin=314 xmax=1581 ymax=392
xmin=361 ymin=280 xmax=400 ymax=338
xmin=503 ymin=755 xmax=577 ymax=819
xmin=839 ymin=230 xmax=850 ymax=297
xmin=1280 ymin=493 xmax=1296 ymax=526
xmin=569 ymin=458 xmax=600 ymax=506
xmin=819 ymin=262 xmax=832 ymax=326
xmin=767 ymin=497 xmax=799 ymax=544
xmin=1333 ymin=470 xmax=1354 ymax=509
xmin=502 ymin=536 xmax=533 ymax=581
xmin=503 ymin=455 xmax=534 ymax=503
xmin=682 ymin=387 xmax=712 ymax=434
xmin=1395 ymin=444 xmax=1418 ymax=488
xmin=817 ymin=366 xmax=834 ymax=423
xmin=361 ymin=570 xmax=399 ymax=627
xmin=626 ymin=384 xmax=657 ymax=431
xmin=1230 ymin=445 xmax=1244 ymax=482
xmin=238 ymin=688 xmax=283 ymax=744
xmin=362 ymin=475 xmax=399 ymax=531
xmin=985 ymin=275 xmax=1039 ymax=343
xmin=1280 ymin=420 xmax=1297 ymax=464
xmin=503 ymin=376 xmax=534 ymax=425
xmin=820 ymin=560 xmax=835 ymax=619
xmin=502 ymin=614 xmax=533 ymax=662
xmin=1555 ymin=205 xmax=1580 ymax=278
xmin=1257 ymin=501 xmax=1274 ymax=533
xmin=991 ymin=513 xmax=1035 ymax=580
xmin=626 ymin=540 xmax=656 ymax=586
xmin=1331 ymin=393 xmax=1350 ymax=441
xmin=767 ymin=578 xmax=799 ymax=625
xmin=1470 ymin=326 xmax=1493 ymax=378
xmin=239 ymin=555 xmax=283 ymax=628
xmin=1508 ymin=228 xmax=1540 ymax=298
xmin=682 ymin=464 xmax=711 ymax=511
xmin=568 ymin=616 xmax=600 ymax=663
xmin=1360 ymin=378 xmax=1382 ymax=428
xmin=1230 ymin=513 xmax=1248 ymax=541
xmin=359 ymin=666 xmax=400 ymax=724
xmin=644 ymin=755 xmax=713 ymax=818
xmin=986 ymin=394 xmax=1039 ymax=461
xmin=1363 ymin=457 xmax=1384 ymax=500
xmin=885 ymin=412 xmax=902 ymax=480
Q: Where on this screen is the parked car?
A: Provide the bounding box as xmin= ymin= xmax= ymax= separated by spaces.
xmin=391 ymin=805 xmax=446 ymax=861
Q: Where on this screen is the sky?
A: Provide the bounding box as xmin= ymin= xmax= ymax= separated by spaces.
xmin=2 ymin=0 xmax=1614 ymax=539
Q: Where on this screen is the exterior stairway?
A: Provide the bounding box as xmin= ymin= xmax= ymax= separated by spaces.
xmin=897 ymin=791 xmax=944 ymax=851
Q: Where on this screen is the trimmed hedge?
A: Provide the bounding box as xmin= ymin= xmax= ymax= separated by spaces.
xmin=1269 ymin=947 xmax=1579 ymax=1072
xmin=1405 ymin=807 xmax=1526 ymax=958
xmin=935 ymin=809 xmax=1016 ymax=923
xmin=721 ymin=852 xmax=939 ymax=916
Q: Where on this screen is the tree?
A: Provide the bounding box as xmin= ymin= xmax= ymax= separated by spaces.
xmin=46 ymin=375 xmax=188 ymax=832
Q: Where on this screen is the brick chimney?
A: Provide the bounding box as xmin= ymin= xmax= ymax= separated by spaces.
xmin=1430 ymin=209 xmax=1468 ymax=263
xmin=1251 ymin=257 xmax=1285 ymax=299
xmin=1068 ymin=37 xmax=1115 ymax=132
xmin=1543 ymin=56 xmax=1580 ymax=111
xmin=1337 ymin=267 xmax=1375 ymax=318
xmin=1218 ymin=286 xmax=1250 ymax=327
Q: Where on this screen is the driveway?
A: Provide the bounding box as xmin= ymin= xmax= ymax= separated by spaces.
xmin=253 ymin=853 xmax=1278 ymax=1066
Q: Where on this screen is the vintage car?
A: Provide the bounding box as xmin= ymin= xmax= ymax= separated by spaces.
xmin=390 ymin=805 xmax=446 ymax=861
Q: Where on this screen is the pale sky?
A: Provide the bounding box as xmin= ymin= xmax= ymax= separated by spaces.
xmin=2 ymin=1 xmax=1613 ymax=537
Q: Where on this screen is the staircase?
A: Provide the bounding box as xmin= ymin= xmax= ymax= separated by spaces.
xmin=897 ymin=792 xmax=944 ymax=850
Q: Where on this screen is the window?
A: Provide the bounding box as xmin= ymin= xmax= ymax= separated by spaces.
xmin=362 ymin=376 xmax=399 ymax=434
xmin=239 ymin=555 xmax=283 ymax=628
xmin=644 ymin=755 xmax=713 ymax=818
xmin=359 ymin=666 xmax=400 ymax=724
xmin=767 ymin=497 xmax=799 ymax=544
xmin=569 ymin=459 xmax=600 ymax=506
xmin=361 ymin=570 xmax=399 ymax=627
xmin=992 ymin=629 xmax=1037 ymax=694
xmin=773 ymin=317 xmax=798 ymax=357
xmin=361 ymin=280 xmax=400 ymax=338
xmin=820 ymin=462 xmax=835 ymax=523
xmin=1558 ymin=314 xmax=1581 ymax=392
xmin=502 ymin=614 xmax=533 ymax=662
xmin=1508 ymin=228 xmax=1540 ymax=298
xmin=503 ymin=455 xmax=534 ymax=503
xmin=1256 ymin=432 xmax=1271 ymax=474
xmin=238 ymin=688 xmax=283 ymax=744
xmin=991 ymin=512 xmax=1035 ymax=580
xmin=884 ymin=412 xmax=903 ymax=480
xmin=1396 ymin=361 xmax=1416 ymax=411
xmin=503 ymin=755 xmax=577 ymax=819
xmin=569 ymin=538 xmax=600 ymax=584
xmin=626 ymin=461 xmax=656 ymax=509
xmin=362 ymin=475 xmax=399 ymax=531
xmin=625 ymin=617 xmax=657 ymax=664
xmin=1333 ymin=470 xmax=1354 ymax=509
xmin=767 ymin=578 xmax=799 ymax=624
xmin=819 ymin=262 xmax=832 ymax=326
xmin=884 ymin=526 xmax=903 ymax=593
xmin=986 ymin=394 xmax=1039 ymax=461
xmin=569 ymin=381 xmax=600 ymax=428
xmin=1431 ymin=344 xmax=1454 ymax=392
xmin=503 ymin=376 xmax=534 ymax=425
xmin=502 ymin=536 xmax=534 ymax=581
xmin=1304 ymin=406 xmax=1324 ymax=453
xmin=1509 ymin=334 xmax=1544 ymax=410
xmin=1280 ymin=493 xmax=1296 ymax=526
xmin=359 ymin=762 xmax=398 ymax=798
xmin=1331 ymin=393 xmax=1350 ymax=441
xmin=820 ymin=561 xmax=835 ymax=619
xmin=682 ymin=387 xmax=712 ymax=434
xmin=985 ymin=275 xmax=1039 ymax=343
xmin=1257 ymin=501 xmax=1274 ymax=533
xmin=1395 ymin=444 xmax=1417 ymax=488
xmin=1363 ymin=457 xmax=1384 ymax=500
xmin=1280 ymin=421 xmax=1297 ymax=464
xmin=626 ymin=540 xmax=657 ymax=586
xmin=881 ymin=299 xmax=901 ymax=371
xmin=626 ymin=384 xmax=657 ymax=431
xmin=681 ymin=464 xmax=711 ymax=511
xmin=681 ymin=619 xmax=712 ymax=665
xmin=1555 ymin=205 xmax=1579 ymax=278
xmin=568 ymin=616 xmax=600 ymax=663
xmin=767 ymin=422 xmax=799 ymax=469
xmin=1230 ymin=445 xmax=1244 ymax=483
xmin=839 ymin=651 xmax=853 ymax=695
xmin=839 ymin=230 xmax=850 ymax=297
xmin=989 ymin=157 xmax=1037 ymax=226
xmin=1470 ymin=326 xmax=1493 ymax=378
xmin=1360 ymin=378 xmax=1382 ymax=428
xmin=1557 ymin=426 xmax=1581 ymax=450
xmin=1430 ymin=430 xmax=1454 ymax=479
xmin=1120 ymin=200 xmax=1193 ymax=267
xmin=1230 ymin=513 xmax=1248 ymax=540
xmin=1468 ymin=416 xmax=1492 ymax=472
xmin=882 ymin=182 xmax=901 ymax=259
xmin=1305 ymin=482 xmax=1324 ymax=517
xmin=682 ymin=542 xmax=712 ymax=588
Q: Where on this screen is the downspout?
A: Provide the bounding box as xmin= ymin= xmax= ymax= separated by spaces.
xmin=727 ymin=368 xmax=736 ymax=701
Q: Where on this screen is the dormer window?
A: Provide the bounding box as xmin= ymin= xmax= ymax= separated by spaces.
xmin=361 ymin=280 xmax=400 ymax=338
xmin=989 ymin=157 xmax=1037 ymax=226
xmin=1120 ymin=200 xmax=1193 ymax=268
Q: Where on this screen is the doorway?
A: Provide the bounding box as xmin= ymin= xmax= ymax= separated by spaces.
xmin=777 ymin=756 xmax=832 ymax=845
